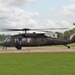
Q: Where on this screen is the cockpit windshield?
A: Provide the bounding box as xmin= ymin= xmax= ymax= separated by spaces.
xmin=4 ymin=36 xmax=11 ymax=42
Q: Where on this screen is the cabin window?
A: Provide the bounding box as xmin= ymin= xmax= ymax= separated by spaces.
xmin=15 ymin=38 xmax=22 ymax=44
xmin=22 ymin=38 xmax=26 ymax=42
xmin=27 ymin=38 xmax=31 ymax=43
xmin=22 ymin=38 xmax=31 ymax=43
xmin=15 ymin=38 xmax=19 ymax=43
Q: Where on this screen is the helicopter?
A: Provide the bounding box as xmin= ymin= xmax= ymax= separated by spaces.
xmin=0 ymin=28 xmax=75 ymax=50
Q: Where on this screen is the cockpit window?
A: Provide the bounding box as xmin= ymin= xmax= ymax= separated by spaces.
xmin=4 ymin=36 xmax=11 ymax=42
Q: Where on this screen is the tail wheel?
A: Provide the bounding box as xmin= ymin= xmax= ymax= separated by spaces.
xmin=16 ymin=46 xmax=22 ymax=50
xmin=68 ymin=46 xmax=70 ymax=49
xmin=65 ymin=45 xmax=70 ymax=49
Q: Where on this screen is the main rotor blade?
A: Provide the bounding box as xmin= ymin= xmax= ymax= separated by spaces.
xmin=0 ymin=28 xmax=68 ymax=32
xmin=0 ymin=28 xmax=30 ymax=31
xmin=30 ymin=28 xmax=68 ymax=31
xmin=2 ymin=29 xmax=22 ymax=31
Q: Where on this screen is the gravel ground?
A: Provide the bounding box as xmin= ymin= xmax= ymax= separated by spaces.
xmin=0 ymin=47 xmax=75 ymax=53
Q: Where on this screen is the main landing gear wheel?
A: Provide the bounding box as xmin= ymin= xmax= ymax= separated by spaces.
xmin=16 ymin=46 xmax=22 ymax=50
xmin=68 ymin=46 xmax=70 ymax=49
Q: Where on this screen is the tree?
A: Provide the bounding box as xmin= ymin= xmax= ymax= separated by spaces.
xmin=0 ymin=34 xmax=7 ymax=41
xmin=56 ymin=28 xmax=75 ymax=39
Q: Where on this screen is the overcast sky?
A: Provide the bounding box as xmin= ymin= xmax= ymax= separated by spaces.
xmin=0 ymin=0 xmax=75 ymax=34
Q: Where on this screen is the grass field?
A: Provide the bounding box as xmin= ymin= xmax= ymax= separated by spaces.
xmin=0 ymin=53 xmax=75 ymax=75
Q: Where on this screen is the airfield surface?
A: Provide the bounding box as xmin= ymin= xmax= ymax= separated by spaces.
xmin=0 ymin=47 xmax=75 ymax=53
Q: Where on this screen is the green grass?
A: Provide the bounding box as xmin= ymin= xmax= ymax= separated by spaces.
xmin=0 ymin=53 xmax=75 ymax=75
xmin=68 ymin=43 xmax=75 ymax=47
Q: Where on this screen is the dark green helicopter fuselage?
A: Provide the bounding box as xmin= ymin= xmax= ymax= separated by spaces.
xmin=0 ymin=33 xmax=75 ymax=50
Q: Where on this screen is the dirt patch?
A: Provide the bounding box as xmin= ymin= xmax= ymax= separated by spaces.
xmin=0 ymin=47 xmax=75 ymax=53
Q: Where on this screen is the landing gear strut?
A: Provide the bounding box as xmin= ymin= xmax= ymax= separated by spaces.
xmin=3 ymin=46 xmax=7 ymax=50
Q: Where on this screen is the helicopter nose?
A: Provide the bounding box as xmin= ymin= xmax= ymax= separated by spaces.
xmin=0 ymin=42 xmax=5 ymax=46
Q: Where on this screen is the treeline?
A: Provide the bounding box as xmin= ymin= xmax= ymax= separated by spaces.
xmin=0 ymin=34 xmax=7 ymax=41
xmin=56 ymin=28 xmax=75 ymax=39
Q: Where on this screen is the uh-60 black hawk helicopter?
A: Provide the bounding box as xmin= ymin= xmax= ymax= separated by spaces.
xmin=0 ymin=28 xmax=75 ymax=50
